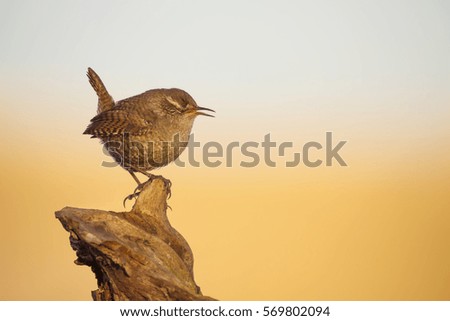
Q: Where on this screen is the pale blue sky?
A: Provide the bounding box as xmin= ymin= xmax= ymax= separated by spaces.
xmin=0 ymin=0 xmax=449 ymax=145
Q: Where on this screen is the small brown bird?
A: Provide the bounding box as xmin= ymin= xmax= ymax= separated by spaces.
xmin=83 ymin=68 xmax=214 ymax=202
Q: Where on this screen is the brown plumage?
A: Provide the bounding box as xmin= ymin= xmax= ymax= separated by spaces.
xmin=86 ymin=67 xmax=115 ymax=114
xmin=83 ymin=68 xmax=214 ymax=201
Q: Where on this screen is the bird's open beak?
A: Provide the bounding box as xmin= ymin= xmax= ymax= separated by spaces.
xmin=195 ymin=106 xmax=215 ymax=117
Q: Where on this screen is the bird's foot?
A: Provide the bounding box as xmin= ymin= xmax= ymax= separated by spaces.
xmin=122 ymin=183 xmax=146 ymax=207
xmin=122 ymin=175 xmax=172 ymax=207
xmin=145 ymin=174 xmax=172 ymax=199
xmin=130 ymin=166 xmax=172 ymax=198
xmin=122 ymin=191 xmax=139 ymax=207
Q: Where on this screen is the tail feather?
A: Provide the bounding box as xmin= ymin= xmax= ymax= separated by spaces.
xmin=87 ymin=67 xmax=115 ymax=114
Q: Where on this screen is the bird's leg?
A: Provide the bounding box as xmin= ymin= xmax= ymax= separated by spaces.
xmin=123 ymin=170 xmax=146 ymax=207
xmin=129 ymin=170 xmax=142 ymax=185
xmin=130 ymin=165 xmax=172 ymax=197
xmin=123 ymin=167 xmax=172 ymax=207
xmin=129 ymin=170 xmax=147 ymax=193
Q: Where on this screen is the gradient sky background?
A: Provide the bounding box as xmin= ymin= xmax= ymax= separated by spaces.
xmin=0 ymin=0 xmax=449 ymax=300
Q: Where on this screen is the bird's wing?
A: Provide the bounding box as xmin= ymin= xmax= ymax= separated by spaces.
xmin=83 ymin=108 xmax=151 ymax=137
xmin=87 ymin=67 xmax=115 ymax=114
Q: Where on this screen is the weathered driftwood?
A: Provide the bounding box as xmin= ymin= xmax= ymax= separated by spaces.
xmin=55 ymin=178 xmax=213 ymax=300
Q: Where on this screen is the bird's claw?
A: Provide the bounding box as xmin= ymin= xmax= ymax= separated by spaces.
xmin=123 ymin=192 xmax=140 ymax=207
xmin=162 ymin=178 xmax=172 ymax=199
xmin=133 ymin=183 xmax=146 ymax=195
xmin=122 ymin=183 xmax=146 ymax=207
xmin=122 ymin=176 xmax=172 ymax=207
xmin=146 ymin=175 xmax=172 ymax=199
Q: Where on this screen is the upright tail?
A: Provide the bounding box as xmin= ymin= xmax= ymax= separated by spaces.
xmin=87 ymin=67 xmax=115 ymax=114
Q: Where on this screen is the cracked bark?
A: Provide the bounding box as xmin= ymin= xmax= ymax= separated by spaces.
xmin=55 ymin=178 xmax=214 ymax=301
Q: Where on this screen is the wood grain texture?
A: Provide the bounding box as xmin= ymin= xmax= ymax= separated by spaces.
xmin=56 ymin=178 xmax=214 ymax=301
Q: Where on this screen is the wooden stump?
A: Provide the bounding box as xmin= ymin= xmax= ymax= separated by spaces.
xmin=55 ymin=178 xmax=214 ymax=300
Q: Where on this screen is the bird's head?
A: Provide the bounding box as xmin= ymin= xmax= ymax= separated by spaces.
xmin=163 ymin=89 xmax=215 ymax=119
